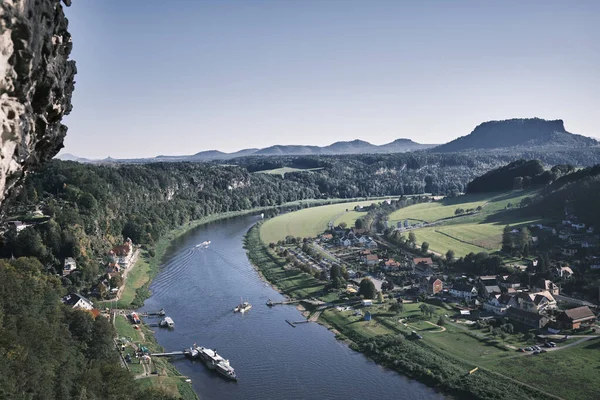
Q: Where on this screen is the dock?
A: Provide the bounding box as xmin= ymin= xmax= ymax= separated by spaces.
xmin=151 ymin=350 xmax=187 ymax=357
xmin=267 ymin=299 xmax=300 ymax=307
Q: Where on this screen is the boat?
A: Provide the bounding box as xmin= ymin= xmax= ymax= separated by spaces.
xmin=159 ymin=316 xmax=174 ymax=328
xmin=234 ymin=298 xmax=252 ymax=313
xmin=192 ymin=346 xmax=237 ymax=380
xmin=266 ymin=299 xmax=274 ymax=307
xmin=195 ymin=240 xmax=211 ymax=248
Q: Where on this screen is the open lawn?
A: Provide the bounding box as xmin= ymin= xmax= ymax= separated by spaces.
xmin=255 ymin=167 xmax=324 ymax=176
xmin=487 ymin=337 xmax=600 ymax=400
xmin=389 ymin=189 xmax=539 ymax=225
xmin=409 ymin=216 xmax=546 ymax=257
xmin=260 ymin=200 xmax=382 ymax=243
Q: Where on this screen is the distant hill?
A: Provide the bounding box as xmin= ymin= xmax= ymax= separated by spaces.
xmin=434 ymin=118 xmax=598 ymax=153
xmin=59 ymin=138 xmax=437 ymax=163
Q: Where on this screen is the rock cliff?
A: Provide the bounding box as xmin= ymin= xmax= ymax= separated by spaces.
xmin=0 ymin=0 xmax=75 ymax=207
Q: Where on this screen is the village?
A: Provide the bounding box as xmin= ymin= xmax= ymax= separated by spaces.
xmin=270 ymin=210 xmax=600 ymax=345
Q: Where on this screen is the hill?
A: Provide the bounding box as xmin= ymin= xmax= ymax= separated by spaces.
xmin=434 ymin=118 xmax=598 ymax=153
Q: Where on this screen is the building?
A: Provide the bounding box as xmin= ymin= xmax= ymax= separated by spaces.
xmin=361 ymin=299 xmax=373 ymax=307
xmin=553 ymin=266 xmax=574 ymax=279
xmin=365 ymin=254 xmax=379 ymax=266
xmin=383 ymin=259 xmax=401 ymax=271
xmin=556 ymin=306 xmax=596 ymax=329
xmin=62 ymin=257 xmax=77 ymax=276
xmin=509 ymin=291 xmax=557 ymax=314
xmin=506 ymin=307 xmax=549 ymax=328
xmin=537 ymin=279 xmax=560 ymax=296
xmin=110 ymin=238 xmax=134 ymax=269
xmin=62 ymin=293 xmax=94 ymax=311
xmin=414 ymin=263 xmax=434 ymax=278
xmin=421 ymin=277 xmax=443 ymax=295
xmin=450 ymin=283 xmax=478 ymax=299
xmin=483 ymin=293 xmax=513 ymax=315
xmin=413 ymin=257 xmax=433 ymax=267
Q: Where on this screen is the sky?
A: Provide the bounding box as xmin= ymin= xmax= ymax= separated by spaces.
xmin=61 ymin=0 xmax=600 ymax=159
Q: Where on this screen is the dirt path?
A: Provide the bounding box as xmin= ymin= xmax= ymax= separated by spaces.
xmin=112 ymin=249 xmax=140 ymax=302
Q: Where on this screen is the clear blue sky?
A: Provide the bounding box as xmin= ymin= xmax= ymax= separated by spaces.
xmin=61 ymin=0 xmax=600 ymax=159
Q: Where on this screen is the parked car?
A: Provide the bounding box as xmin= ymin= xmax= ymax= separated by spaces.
xmin=518 ymin=348 xmax=525 ymax=352
xmin=533 ymin=351 xmax=540 ymax=355
xmin=540 ymin=349 xmax=547 ymax=353
xmin=549 ymin=342 xmax=556 ymax=347
xmin=525 ymin=347 xmax=533 ymax=351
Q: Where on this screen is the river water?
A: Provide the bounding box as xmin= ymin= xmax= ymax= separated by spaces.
xmin=140 ymin=215 xmax=443 ymax=400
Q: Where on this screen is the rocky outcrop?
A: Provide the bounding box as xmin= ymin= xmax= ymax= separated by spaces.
xmin=434 ymin=118 xmax=598 ymax=153
xmin=0 ymin=0 xmax=75 ymax=207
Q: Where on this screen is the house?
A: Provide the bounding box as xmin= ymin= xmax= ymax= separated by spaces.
xmin=506 ymin=307 xmax=549 ymax=328
xmin=358 ymin=236 xmax=369 ymax=244
xmin=365 ymin=239 xmax=378 ymax=249
xmin=383 ymin=259 xmax=401 ymax=271
xmin=361 ymin=299 xmax=373 ymax=307
xmin=106 ymin=263 xmax=121 ymax=279
xmin=62 ymin=293 xmax=94 ymax=311
xmin=483 ymin=293 xmax=513 ymax=315
xmin=413 ymin=257 xmax=433 ymax=267
xmin=499 ymin=275 xmax=522 ymax=289
xmin=537 ymin=279 xmax=560 ymax=296
xmin=509 ymin=291 xmax=557 ymax=314
xmin=421 ymin=277 xmax=443 ymax=295
xmin=414 ymin=263 xmax=434 ymax=278
xmin=9 ymin=221 xmax=32 ymax=233
xmin=553 ymin=266 xmax=574 ymax=278
xmin=341 ymin=238 xmax=351 ymax=247
xmin=365 ymin=254 xmax=379 ymax=266
xmin=450 ymin=283 xmax=478 ymax=299
xmin=359 ymin=250 xmax=371 ymax=262
xmin=556 ymin=306 xmax=596 ymax=329
xmin=62 ymin=257 xmax=77 ymax=276
xmin=110 ymin=238 xmax=134 ymax=268
xmin=561 ymin=247 xmax=577 ymax=256
xmin=320 ymin=233 xmax=333 ymax=241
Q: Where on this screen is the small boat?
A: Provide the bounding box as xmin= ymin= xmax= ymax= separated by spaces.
xmin=159 ymin=316 xmax=174 ymax=328
xmin=234 ymin=298 xmax=252 ymax=313
xmin=266 ymin=299 xmax=274 ymax=307
xmin=196 ymin=240 xmax=211 ymax=248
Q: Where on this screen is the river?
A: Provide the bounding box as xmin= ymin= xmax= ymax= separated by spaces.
xmin=140 ymin=214 xmax=444 ymax=400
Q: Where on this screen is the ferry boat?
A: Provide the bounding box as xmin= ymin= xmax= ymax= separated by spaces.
xmin=234 ymin=299 xmax=252 ymax=313
xmin=191 ymin=346 xmax=237 ymax=381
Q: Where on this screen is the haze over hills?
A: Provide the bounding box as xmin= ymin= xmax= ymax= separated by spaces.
xmin=434 ymin=118 xmax=598 ymax=153
xmin=58 ymin=138 xmax=437 ymax=163
xmin=57 ymin=118 xmax=599 ymax=164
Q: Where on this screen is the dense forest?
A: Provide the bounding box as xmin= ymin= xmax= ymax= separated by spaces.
xmin=0 ymin=257 xmax=172 ymax=400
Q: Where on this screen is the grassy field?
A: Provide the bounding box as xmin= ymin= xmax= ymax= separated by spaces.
xmin=255 ymin=167 xmax=324 ymax=177
xmin=260 ymin=200 xmax=382 ymax=243
xmin=408 ymin=216 xmax=545 ymax=257
xmin=388 ymin=189 xmax=539 ymax=225
xmin=487 ymin=338 xmax=600 ymax=400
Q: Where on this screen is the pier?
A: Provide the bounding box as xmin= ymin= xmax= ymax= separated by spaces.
xmin=151 ymin=350 xmax=188 ymax=357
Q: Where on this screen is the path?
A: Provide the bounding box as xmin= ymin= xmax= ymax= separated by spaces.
xmin=113 ymin=249 xmax=141 ymax=301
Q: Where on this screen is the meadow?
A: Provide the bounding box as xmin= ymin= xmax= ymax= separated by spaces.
xmin=260 ymin=200 xmax=376 ymax=243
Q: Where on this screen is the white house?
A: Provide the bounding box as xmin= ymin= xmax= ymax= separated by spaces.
xmin=62 ymin=293 xmax=94 ymax=311
xmin=483 ymin=293 xmax=513 ymax=315
xmin=450 ymin=283 xmax=478 ymax=299
xmin=361 ymin=299 xmax=373 ymax=306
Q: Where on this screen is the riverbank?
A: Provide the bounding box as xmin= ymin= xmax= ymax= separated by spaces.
xmin=244 ymin=222 xmax=555 ymax=400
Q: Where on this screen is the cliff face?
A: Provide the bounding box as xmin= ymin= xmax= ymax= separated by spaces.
xmin=0 ymin=0 xmax=75 ymax=207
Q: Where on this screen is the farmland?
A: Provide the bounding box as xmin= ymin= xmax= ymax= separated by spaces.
xmin=260 ymin=200 xmax=375 ymax=243
xmin=388 ymin=189 xmax=539 ymax=225
xmin=255 ymin=167 xmax=324 ymax=177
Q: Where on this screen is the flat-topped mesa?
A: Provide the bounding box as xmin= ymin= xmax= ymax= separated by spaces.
xmin=0 ymin=0 xmax=76 ymax=208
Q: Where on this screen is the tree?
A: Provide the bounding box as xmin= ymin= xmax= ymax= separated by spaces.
xmin=358 ymin=278 xmax=377 ymax=299
xmin=455 ymin=208 xmax=465 ymax=215
xmin=377 ymin=291 xmax=384 ymax=303
xmin=338 ymin=222 xmax=347 ymax=229
xmin=502 ymin=225 xmax=514 ymax=253
xmin=437 ymin=316 xmax=446 ymax=326
xmin=419 ymin=303 xmax=427 ymax=315
xmin=408 ymin=231 xmax=417 ymax=246
xmin=390 ymin=301 xmax=404 ymax=314
xmin=519 ymin=227 xmax=531 ymax=254
xmin=421 ymin=242 xmax=429 ymax=253
xmin=355 ymin=219 xmax=364 ymax=229
xmin=446 ymin=249 xmax=455 ymax=262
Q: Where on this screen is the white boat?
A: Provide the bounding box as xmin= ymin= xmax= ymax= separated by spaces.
xmin=159 ymin=316 xmax=174 ymax=328
xmin=234 ymin=299 xmax=252 ymax=313
xmin=195 ymin=240 xmax=211 ymax=248
xmin=195 ymin=347 xmax=238 ymax=380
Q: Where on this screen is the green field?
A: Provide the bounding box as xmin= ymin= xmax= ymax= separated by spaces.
xmin=260 ymin=200 xmax=379 ymax=243
xmin=408 ymin=217 xmax=544 ymax=257
xmin=255 ymin=167 xmax=324 ymax=177
xmin=487 ymin=338 xmax=600 ymax=400
xmin=389 ymin=189 xmax=538 ymax=225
